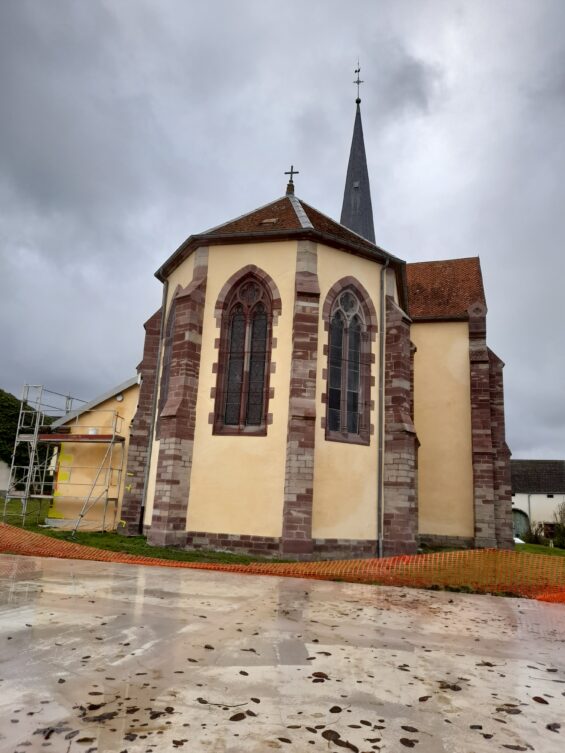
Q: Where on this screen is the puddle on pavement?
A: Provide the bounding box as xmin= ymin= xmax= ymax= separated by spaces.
xmin=1 ymin=554 xmax=564 ymax=752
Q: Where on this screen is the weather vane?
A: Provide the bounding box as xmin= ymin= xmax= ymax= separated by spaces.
xmin=354 ymin=61 xmax=363 ymax=104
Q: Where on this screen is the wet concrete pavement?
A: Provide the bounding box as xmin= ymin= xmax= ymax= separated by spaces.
xmin=0 ymin=554 xmax=564 ymax=752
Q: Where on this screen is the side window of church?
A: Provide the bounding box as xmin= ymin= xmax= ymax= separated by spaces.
xmin=214 ymin=276 xmax=272 ymax=435
xmin=326 ymin=288 xmax=371 ymax=444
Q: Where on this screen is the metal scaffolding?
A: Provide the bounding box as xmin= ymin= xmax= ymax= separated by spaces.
xmin=2 ymin=385 xmax=126 ymax=534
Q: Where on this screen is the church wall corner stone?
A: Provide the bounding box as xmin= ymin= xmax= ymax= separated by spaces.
xmin=468 ymin=305 xmax=498 ymax=548
xmin=120 ymin=307 xmax=162 ymax=536
xmin=282 ymin=242 xmax=320 ymax=557
xmin=383 ymin=295 xmax=419 ymax=556
xmin=488 ymin=348 xmax=514 ymax=549
xmin=148 ymin=250 xmax=209 ymax=547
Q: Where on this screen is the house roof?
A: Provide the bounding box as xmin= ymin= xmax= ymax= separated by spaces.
xmin=51 ymin=376 xmax=139 ymax=428
xmin=406 ymin=257 xmax=486 ymax=321
xmin=511 ymin=460 xmax=565 ymax=494
xmin=155 ymin=193 xmax=407 ymax=308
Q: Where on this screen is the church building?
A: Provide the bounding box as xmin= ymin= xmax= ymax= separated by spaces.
xmin=120 ymin=95 xmax=513 ymax=558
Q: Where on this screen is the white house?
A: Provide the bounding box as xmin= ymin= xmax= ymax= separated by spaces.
xmin=511 ymin=460 xmax=565 ymax=535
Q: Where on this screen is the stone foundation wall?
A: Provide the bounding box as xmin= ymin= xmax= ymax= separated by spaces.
xmin=418 ymin=534 xmax=474 ymax=550
xmin=184 ymin=531 xmax=377 ymax=560
xmin=312 ymin=538 xmax=376 ymax=559
xmin=186 ymin=531 xmax=281 ymax=557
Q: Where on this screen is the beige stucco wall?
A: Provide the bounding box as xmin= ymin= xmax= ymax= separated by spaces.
xmin=143 ymin=437 xmax=160 ymax=523
xmin=412 ymin=321 xmax=474 ymax=537
xmin=312 ymin=244 xmax=382 ymax=540
xmin=165 ymin=253 xmax=195 ymax=311
xmin=386 ymin=267 xmax=398 ymax=303
xmin=50 ymin=382 xmax=139 ymax=527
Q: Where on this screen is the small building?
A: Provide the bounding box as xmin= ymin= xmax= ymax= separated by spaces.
xmin=47 ymin=377 xmax=139 ymax=530
xmin=511 ymin=460 xmax=565 ymax=536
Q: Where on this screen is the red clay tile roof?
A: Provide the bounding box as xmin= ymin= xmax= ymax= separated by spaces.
xmin=157 ymin=194 xmax=401 ymax=282
xmin=208 ymin=197 xmax=303 ymax=235
xmin=406 ymin=257 xmax=485 ymax=320
xmin=300 ymin=200 xmax=380 ymax=256
xmin=207 ymin=196 xmax=385 ymax=259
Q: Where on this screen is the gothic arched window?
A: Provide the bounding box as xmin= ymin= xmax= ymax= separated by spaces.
xmin=214 ymin=276 xmax=272 ymax=435
xmin=326 ymin=288 xmax=372 ymax=444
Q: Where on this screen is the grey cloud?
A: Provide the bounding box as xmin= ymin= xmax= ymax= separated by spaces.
xmin=0 ymin=0 xmax=563 ymax=461
xmin=367 ymin=42 xmax=444 ymax=119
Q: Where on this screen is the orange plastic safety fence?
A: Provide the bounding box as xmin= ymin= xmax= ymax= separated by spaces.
xmin=1 ymin=524 xmax=564 ymax=603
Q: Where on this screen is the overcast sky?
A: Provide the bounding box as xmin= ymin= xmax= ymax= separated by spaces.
xmin=1 ymin=0 xmax=564 ymax=459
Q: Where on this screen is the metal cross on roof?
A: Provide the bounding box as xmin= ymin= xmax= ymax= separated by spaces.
xmin=284 ymin=165 xmax=299 ymax=184
xmin=354 ymin=62 xmax=363 ymax=103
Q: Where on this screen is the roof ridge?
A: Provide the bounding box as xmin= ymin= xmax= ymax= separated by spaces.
xmin=288 ymin=195 xmax=314 ymax=229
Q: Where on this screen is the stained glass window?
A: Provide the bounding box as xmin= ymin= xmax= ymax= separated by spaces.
xmin=347 ymin=316 xmax=361 ymax=433
xmin=224 ymin=305 xmax=246 ymax=425
xmin=215 ymin=277 xmax=272 ymax=433
xmin=325 ymin=288 xmax=370 ymax=441
xmin=246 ymin=304 xmax=268 ymax=425
xmin=328 ymin=312 xmax=344 ymax=432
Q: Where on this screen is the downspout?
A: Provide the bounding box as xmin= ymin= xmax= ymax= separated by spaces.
xmin=138 ymin=279 xmax=168 ymax=533
xmin=377 ymin=259 xmax=390 ymax=558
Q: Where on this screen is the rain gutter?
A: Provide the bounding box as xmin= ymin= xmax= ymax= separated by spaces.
xmin=377 ymin=258 xmax=389 ymax=558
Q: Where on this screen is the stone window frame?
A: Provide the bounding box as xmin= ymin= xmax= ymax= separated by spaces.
xmin=211 ymin=265 xmax=282 ymax=437
xmin=321 ymin=276 xmax=377 ymax=446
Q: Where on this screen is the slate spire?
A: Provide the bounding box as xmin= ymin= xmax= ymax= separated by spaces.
xmin=340 ymin=97 xmax=376 ymax=244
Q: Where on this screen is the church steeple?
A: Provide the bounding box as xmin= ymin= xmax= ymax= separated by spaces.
xmin=340 ymin=67 xmax=375 ymax=244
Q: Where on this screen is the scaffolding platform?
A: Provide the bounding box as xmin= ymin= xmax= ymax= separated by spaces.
xmin=38 ymin=434 xmax=126 ymax=443
xmin=2 ymin=385 xmax=126 ymax=533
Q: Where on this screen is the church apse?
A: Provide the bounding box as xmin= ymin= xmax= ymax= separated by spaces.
xmin=117 ymin=136 xmax=511 ymax=557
